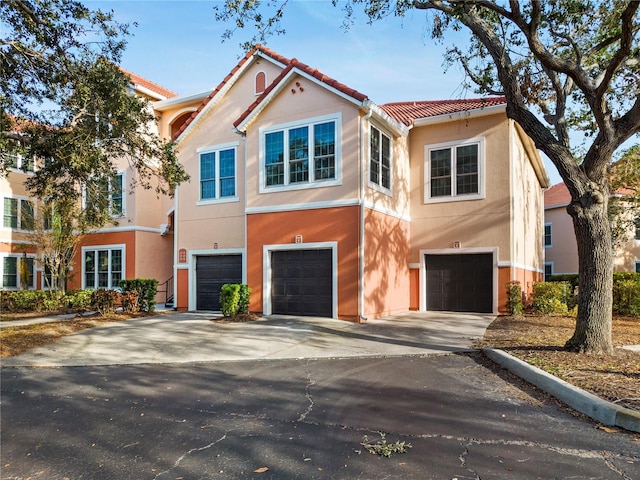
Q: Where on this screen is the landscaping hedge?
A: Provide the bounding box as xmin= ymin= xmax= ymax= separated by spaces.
xmin=118 ymin=279 xmax=159 ymax=312
xmin=220 ymin=283 xmax=251 ymax=317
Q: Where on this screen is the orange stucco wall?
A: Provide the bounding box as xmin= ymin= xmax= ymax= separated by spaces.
xmin=363 ymin=209 xmax=410 ymax=319
xmin=409 ymin=268 xmax=420 ymax=310
xmin=176 ymin=268 xmax=189 ymax=310
xmin=509 ymin=266 xmax=543 ymax=308
xmin=246 ymin=206 xmax=360 ymax=320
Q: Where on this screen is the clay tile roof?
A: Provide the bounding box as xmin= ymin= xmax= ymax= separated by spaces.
xmin=544 ymin=182 xmax=572 ymax=208
xmin=380 ymin=97 xmax=507 ymax=126
xmin=234 ymin=57 xmax=368 ymax=130
xmin=120 ymin=67 xmax=178 ymax=99
xmin=173 ymin=45 xmax=292 ymax=141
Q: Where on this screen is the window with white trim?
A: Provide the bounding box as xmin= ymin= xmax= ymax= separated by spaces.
xmin=635 ymin=260 xmax=640 ymax=274
xmin=2 ymin=255 xmax=34 ymax=289
xmin=2 ymin=197 xmax=34 ymax=230
xmin=635 ymin=217 xmax=640 ymax=240
xmin=199 ymin=145 xmax=236 ymax=201
xmin=544 ymin=223 xmax=552 ymax=247
xmin=370 ymin=126 xmax=391 ymax=191
xmin=83 ymin=246 xmax=124 ymax=289
xmin=261 ymin=115 xmax=339 ymax=191
xmin=2 ymin=149 xmax=35 ymax=172
xmin=85 ymin=173 xmax=124 ymax=217
xmin=424 ymin=139 xmax=484 ymax=202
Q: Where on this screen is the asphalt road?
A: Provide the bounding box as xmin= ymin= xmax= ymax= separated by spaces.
xmin=2 ymin=354 xmax=639 ymax=479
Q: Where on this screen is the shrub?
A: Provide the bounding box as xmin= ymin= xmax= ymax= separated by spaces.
xmin=3 ymin=290 xmax=62 ymax=312
xmin=91 ymin=289 xmax=119 ymax=316
xmin=548 ymin=274 xmax=579 ymax=290
xmin=121 ymin=290 xmax=140 ymax=314
xmin=531 ymin=282 xmax=572 ymax=315
xmin=118 ymin=279 xmax=158 ymax=312
xmin=237 ymin=284 xmax=251 ymax=314
xmin=613 ymin=274 xmax=640 ymax=316
xmin=65 ymin=289 xmax=93 ymax=309
xmin=506 ymin=281 xmax=523 ymax=315
xmin=220 ymin=283 xmax=241 ymax=317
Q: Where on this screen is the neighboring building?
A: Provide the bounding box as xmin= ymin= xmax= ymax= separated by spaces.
xmin=171 ymin=46 xmax=549 ymax=319
xmin=544 ymin=182 xmax=640 ymax=277
xmin=0 ymin=71 xmax=205 ymax=303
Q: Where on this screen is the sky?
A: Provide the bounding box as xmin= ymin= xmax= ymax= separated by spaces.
xmin=86 ymin=0 xmax=563 ymax=184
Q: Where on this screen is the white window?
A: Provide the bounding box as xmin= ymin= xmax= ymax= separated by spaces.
xmin=369 ymin=126 xmax=392 ymax=192
xmin=2 ymin=197 xmax=34 ymax=231
xmin=84 ymin=173 xmax=124 ymax=217
xmin=424 ymin=138 xmax=484 ymax=203
xmin=1 ymin=255 xmax=35 ymax=289
xmin=198 ymin=143 xmax=238 ymax=204
xmin=544 ymin=223 xmax=552 ymax=247
xmin=82 ymin=245 xmax=124 ymax=289
xmin=2 ymin=149 xmax=35 ymax=172
xmin=260 ymin=114 xmax=341 ymax=192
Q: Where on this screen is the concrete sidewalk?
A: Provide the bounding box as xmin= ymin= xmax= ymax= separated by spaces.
xmin=0 ymin=311 xmax=494 ymax=367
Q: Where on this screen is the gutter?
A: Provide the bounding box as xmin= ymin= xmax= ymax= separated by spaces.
xmin=359 ymin=105 xmax=373 ymax=322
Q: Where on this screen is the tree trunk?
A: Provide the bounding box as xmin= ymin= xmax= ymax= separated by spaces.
xmin=565 ymin=191 xmax=613 ymax=354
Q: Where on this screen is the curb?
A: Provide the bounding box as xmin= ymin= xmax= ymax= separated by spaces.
xmin=483 ymin=347 xmax=640 ymax=433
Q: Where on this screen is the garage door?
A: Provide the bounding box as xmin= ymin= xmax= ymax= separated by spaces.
xmin=271 ymin=249 xmax=332 ymax=317
xmin=425 ymin=254 xmax=493 ymax=313
xmin=196 ymin=255 xmax=242 ymax=311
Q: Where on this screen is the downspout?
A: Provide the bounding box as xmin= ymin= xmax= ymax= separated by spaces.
xmin=173 ymin=184 xmax=179 ymax=310
xmin=359 ymin=104 xmax=373 ymax=322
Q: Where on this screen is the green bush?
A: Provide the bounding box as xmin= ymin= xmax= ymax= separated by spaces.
xmin=238 ymin=284 xmax=251 ymax=314
xmin=531 ymin=282 xmax=573 ymax=315
xmin=506 ymin=281 xmax=523 ymax=315
xmin=220 ymin=283 xmax=241 ymax=317
xmin=613 ymin=274 xmax=640 ymax=316
xmin=547 ymin=274 xmax=579 ymax=290
xmin=65 ymin=289 xmax=93 ymax=309
xmin=118 ymin=279 xmax=158 ymax=312
xmin=3 ymin=290 xmax=62 ymax=312
xmin=91 ymin=288 xmax=120 ymax=316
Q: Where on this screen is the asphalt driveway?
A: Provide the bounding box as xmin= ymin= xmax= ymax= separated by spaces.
xmin=1 ymin=311 xmax=495 ymax=367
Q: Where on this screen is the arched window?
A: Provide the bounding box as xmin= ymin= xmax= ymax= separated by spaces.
xmin=255 ymin=71 xmax=266 ymax=95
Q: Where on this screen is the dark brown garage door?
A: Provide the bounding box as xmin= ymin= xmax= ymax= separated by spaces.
xmin=196 ymin=255 xmax=242 ymax=311
xmin=271 ymin=249 xmax=332 ymax=317
xmin=425 ymin=254 xmax=493 ymax=313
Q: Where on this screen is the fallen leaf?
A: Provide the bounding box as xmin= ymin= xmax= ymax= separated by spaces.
xmin=597 ymin=425 xmax=620 ymax=433
xmin=254 ymin=467 xmax=269 ymax=473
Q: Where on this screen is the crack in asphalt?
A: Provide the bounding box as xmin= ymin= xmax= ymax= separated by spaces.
xmin=297 ymin=364 xmax=316 ymax=422
xmin=153 ymin=433 xmax=228 ymax=480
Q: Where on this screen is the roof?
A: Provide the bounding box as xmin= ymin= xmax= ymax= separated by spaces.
xmin=381 ymin=97 xmax=507 ymax=126
xmin=545 ymin=182 xmax=572 ymax=208
xmin=120 ymin=67 xmax=178 ymax=100
xmin=173 ymin=45 xmax=291 ymax=141
xmin=233 ymin=57 xmax=368 ymax=131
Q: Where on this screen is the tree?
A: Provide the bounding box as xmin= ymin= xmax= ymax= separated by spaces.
xmin=1 ymin=0 xmax=189 ymax=294
xmin=1 ymin=0 xmax=188 ymax=207
xmin=215 ymin=0 xmax=640 ymax=353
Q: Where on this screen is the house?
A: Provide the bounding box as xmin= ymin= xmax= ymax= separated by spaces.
xmin=0 ymin=71 xmax=200 ymax=303
xmin=170 ymin=46 xmax=549 ymax=319
xmin=544 ymin=182 xmax=640 ymax=277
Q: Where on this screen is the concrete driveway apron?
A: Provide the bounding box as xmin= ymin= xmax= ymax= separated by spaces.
xmin=1 ymin=311 xmax=495 ymax=367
